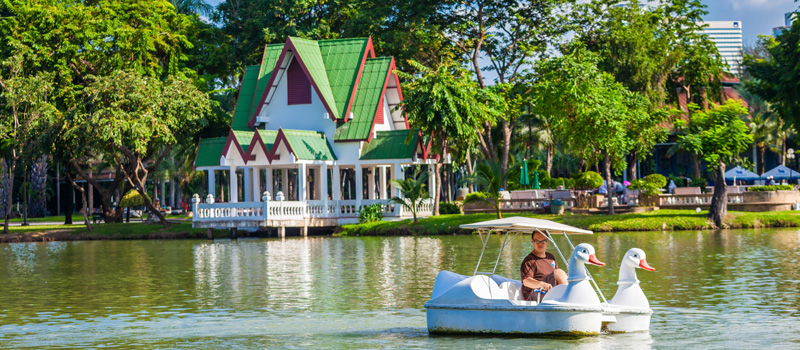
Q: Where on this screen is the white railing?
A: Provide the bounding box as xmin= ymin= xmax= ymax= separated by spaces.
xmin=194 ymin=202 xmax=266 ymax=222
xmin=658 ymin=193 xmax=745 ymax=206
xmin=193 ymin=198 xmax=435 ymax=225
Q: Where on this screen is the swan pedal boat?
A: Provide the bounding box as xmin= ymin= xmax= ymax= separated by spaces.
xmin=424 ymin=217 xmax=655 ymax=336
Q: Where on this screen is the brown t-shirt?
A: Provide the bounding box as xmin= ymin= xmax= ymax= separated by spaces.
xmin=520 ymin=251 xmax=558 ymax=301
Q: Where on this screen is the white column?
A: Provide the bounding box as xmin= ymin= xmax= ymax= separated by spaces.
xmin=332 ymin=165 xmax=341 ymax=200
xmin=207 ymin=170 xmax=215 ymax=198
xmin=367 ymin=166 xmax=376 ymax=200
xmin=355 ymin=165 xmax=364 ymax=206
xmin=320 ymin=163 xmax=329 ymax=202
xmin=252 ymin=168 xmax=261 ymax=202
xmin=428 ymin=164 xmax=436 ymax=201
xmin=393 ymin=162 xmax=402 ymax=198
xmin=243 ymin=168 xmax=252 ymax=202
xmin=229 ymin=166 xmax=238 ymax=202
xmin=379 ymin=166 xmax=388 ymax=200
xmin=160 ymin=180 xmax=166 ymax=205
xmin=170 ymin=178 xmax=176 ymax=207
xmin=298 ymin=163 xmax=307 ymax=201
xmin=281 ymin=168 xmax=289 ymax=197
xmin=264 ymin=168 xmax=272 ymax=197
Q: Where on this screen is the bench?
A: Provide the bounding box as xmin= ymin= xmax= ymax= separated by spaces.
xmin=91 ymin=212 xmax=106 ymax=223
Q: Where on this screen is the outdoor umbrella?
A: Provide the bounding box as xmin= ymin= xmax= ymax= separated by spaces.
xmin=533 ymin=171 xmax=540 ymax=189
xmin=519 ymin=159 xmax=530 ymax=188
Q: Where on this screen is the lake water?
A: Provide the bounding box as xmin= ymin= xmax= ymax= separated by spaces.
xmin=1 ymin=228 xmax=799 ymax=349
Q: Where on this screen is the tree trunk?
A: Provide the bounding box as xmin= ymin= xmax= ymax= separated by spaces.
xmin=67 ymin=176 xmax=93 ymax=231
xmin=63 ymin=163 xmax=74 ymax=225
xmin=708 ymin=161 xmax=727 ymax=228
xmin=781 ymin=137 xmax=787 ymax=166
xmin=433 ymin=162 xmax=441 ymax=216
xmin=629 ymin=152 xmax=638 ymax=181
xmin=545 ymin=144 xmax=553 ymax=176
xmin=500 ymin=119 xmax=513 ymax=187
xmin=3 ymin=157 xmax=16 ymax=234
xmin=603 ymin=152 xmax=615 ymax=215
xmin=692 ymin=155 xmax=702 ymax=179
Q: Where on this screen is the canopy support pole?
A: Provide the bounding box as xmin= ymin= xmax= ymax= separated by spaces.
xmin=491 ymin=231 xmax=519 ymax=276
xmin=473 ymin=230 xmax=492 ymax=276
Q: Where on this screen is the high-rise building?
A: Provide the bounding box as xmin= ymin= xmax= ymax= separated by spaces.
xmin=697 ymin=21 xmax=744 ymax=76
xmin=773 ymin=12 xmax=794 ymax=36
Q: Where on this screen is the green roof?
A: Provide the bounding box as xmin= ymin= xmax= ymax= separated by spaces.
xmin=360 ymin=129 xmax=419 ymax=160
xmin=231 ymin=130 xmax=255 ymax=154
xmin=318 ymin=38 xmax=369 ymax=120
xmin=290 ymin=37 xmax=340 ymax=119
xmin=281 ymin=130 xmax=337 ymax=161
xmin=334 ymin=57 xmax=391 ymax=141
xmin=249 ymin=44 xmax=285 ymax=123
xmin=231 ymin=65 xmax=261 ymax=131
xmin=195 ymin=137 xmax=227 ymax=167
xmin=256 ymin=129 xmax=278 ymax=150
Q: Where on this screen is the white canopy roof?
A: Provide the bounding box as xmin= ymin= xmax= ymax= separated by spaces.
xmin=459 ymin=216 xmax=593 ymax=235
xmin=724 ymin=165 xmax=760 ymax=180
xmin=761 ymin=165 xmax=800 ymax=180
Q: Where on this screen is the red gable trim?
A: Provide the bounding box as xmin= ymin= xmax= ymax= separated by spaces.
xmin=248 ymin=37 xmax=338 ymax=128
xmin=245 ymin=131 xmax=269 ymax=164
xmin=342 ymin=36 xmax=374 ymax=123
xmin=266 ymin=128 xmax=297 ymax=163
xmin=221 ymin=129 xmax=248 ymax=164
xmin=366 ymin=57 xmax=399 ymax=143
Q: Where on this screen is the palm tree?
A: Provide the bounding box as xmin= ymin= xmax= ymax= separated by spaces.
xmin=390 ymin=170 xmax=429 ymax=224
xmin=461 ymin=161 xmax=508 ymax=219
xmin=738 ymin=87 xmax=778 ymax=173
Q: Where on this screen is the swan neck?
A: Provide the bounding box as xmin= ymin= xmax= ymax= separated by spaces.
xmin=618 ymin=264 xmax=639 ymax=285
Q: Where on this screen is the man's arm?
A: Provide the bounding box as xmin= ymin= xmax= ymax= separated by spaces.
xmin=522 ymin=277 xmax=553 ymax=292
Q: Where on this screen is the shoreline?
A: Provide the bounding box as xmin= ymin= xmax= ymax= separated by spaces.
xmin=3 ymin=209 xmax=800 ymax=242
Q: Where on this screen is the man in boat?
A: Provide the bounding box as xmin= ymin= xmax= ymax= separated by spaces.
xmin=520 ymin=231 xmax=568 ymax=301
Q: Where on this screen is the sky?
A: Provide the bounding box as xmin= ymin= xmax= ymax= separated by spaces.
xmin=703 ymin=0 xmax=799 ymax=46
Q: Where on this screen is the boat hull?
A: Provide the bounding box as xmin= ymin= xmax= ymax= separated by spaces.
xmin=604 ymin=311 xmax=652 ymax=333
xmin=426 ymin=306 xmax=603 ymax=335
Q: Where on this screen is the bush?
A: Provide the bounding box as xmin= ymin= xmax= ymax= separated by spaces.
xmin=644 ymin=174 xmax=667 ymax=188
xmin=628 ymin=179 xmax=661 ymax=196
xmin=541 ymin=177 xmax=575 ymax=189
xmin=574 ymin=171 xmax=604 ymax=190
xmin=748 ymin=185 xmax=794 ymax=192
xmin=120 ymin=190 xmax=149 ymax=208
xmin=439 ymin=202 xmax=461 ymax=214
xmin=464 ymin=192 xmax=489 ymax=203
xmin=358 ymin=203 xmax=384 ymax=223
xmin=689 ymin=177 xmax=708 ymax=189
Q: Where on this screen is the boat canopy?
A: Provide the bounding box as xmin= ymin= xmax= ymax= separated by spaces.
xmin=459 ymin=216 xmax=593 ymax=235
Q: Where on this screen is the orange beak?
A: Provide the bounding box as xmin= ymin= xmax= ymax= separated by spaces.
xmin=639 ymin=259 xmax=655 ymax=271
xmin=587 ymin=254 xmax=605 ymax=266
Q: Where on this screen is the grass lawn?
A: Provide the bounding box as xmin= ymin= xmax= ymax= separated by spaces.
xmin=1 ymin=221 xmax=227 ymax=242
xmin=339 ymin=209 xmax=800 ymax=236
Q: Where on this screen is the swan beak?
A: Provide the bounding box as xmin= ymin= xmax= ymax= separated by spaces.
xmin=639 ymin=259 xmax=655 ymax=271
xmin=587 ymin=254 xmax=605 ymax=266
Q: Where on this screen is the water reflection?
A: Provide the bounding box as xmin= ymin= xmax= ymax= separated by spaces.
xmin=1 ymin=229 xmax=800 ymax=348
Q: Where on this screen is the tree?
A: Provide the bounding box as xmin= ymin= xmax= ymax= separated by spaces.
xmin=67 ymin=70 xmax=211 ymax=227
xmin=0 ymin=48 xmax=56 ymax=233
xmin=447 ymin=0 xmax=573 ymax=179
xmin=461 ymin=161 xmax=507 ymax=219
xmin=390 ymin=170 xmax=429 ymax=224
xmin=574 ymin=0 xmax=707 ymax=180
xmin=398 ymin=60 xmax=501 ymax=215
xmin=745 ymin=14 xmax=800 ymax=132
xmin=677 ymin=100 xmax=752 ymax=227
xmin=532 ymin=49 xmax=657 ymax=215
xmin=120 ymin=189 xmax=149 ymax=223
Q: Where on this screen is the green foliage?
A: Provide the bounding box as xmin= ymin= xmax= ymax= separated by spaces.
xmin=460 ymin=161 xmax=508 ymax=218
xmin=745 ymin=18 xmax=800 ymax=131
xmin=628 ymin=179 xmax=659 ymax=196
xmin=540 ymin=177 xmax=575 ymax=190
xmin=748 ymin=185 xmax=794 ymax=192
xmin=358 ymin=203 xmax=384 ymax=224
xmin=438 ymin=202 xmax=461 ymax=215
xmin=464 ymin=192 xmax=489 ymax=203
xmin=574 ymin=171 xmax=604 ymax=190
xmin=679 ymin=100 xmax=753 ymax=169
xmin=644 ymin=174 xmax=667 ymax=188
xmin=689 ymin=177 xmax=707 ymax=188
xmin=390 ymin=170 xmax=429 ymax=224
xmin=120 ymin=190 xmax=149 ymax=208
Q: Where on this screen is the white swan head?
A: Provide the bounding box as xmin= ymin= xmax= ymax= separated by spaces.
xmin=573 ymin=243 xmax=605 ymax=267
xmin=623 ymin=248 xmax=655 ymax=272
